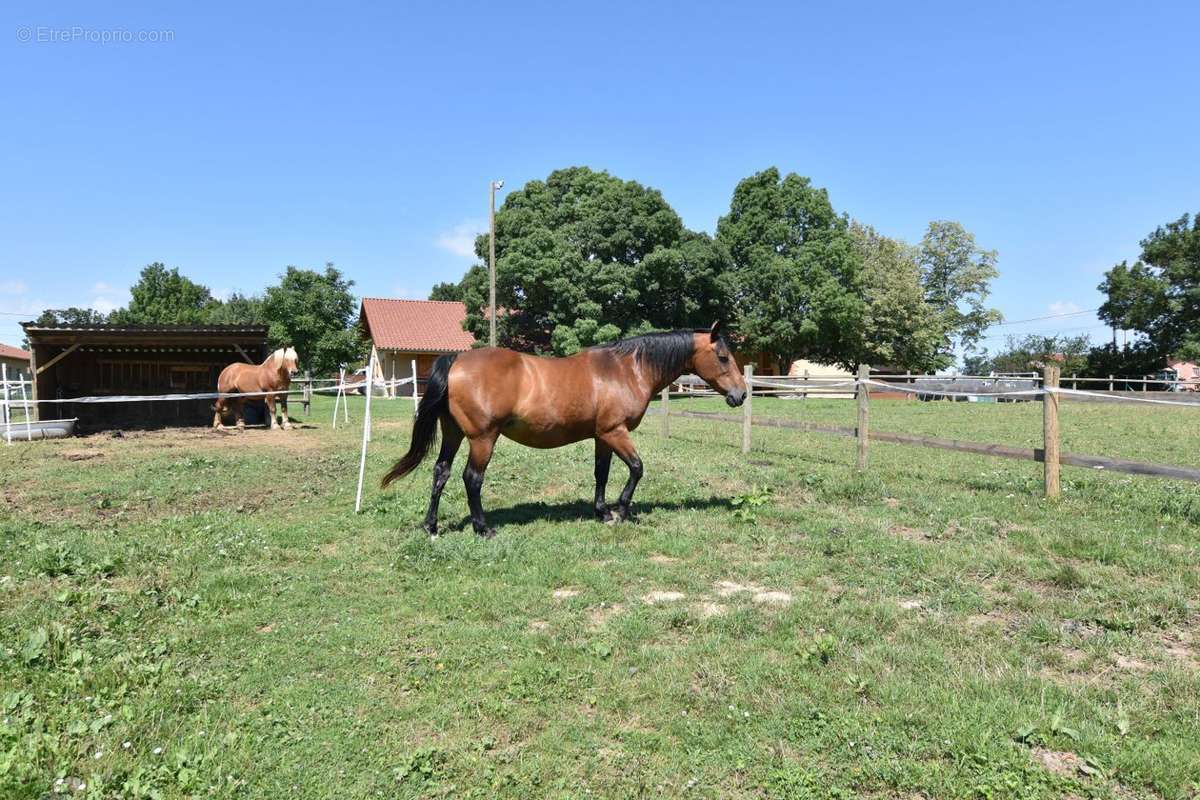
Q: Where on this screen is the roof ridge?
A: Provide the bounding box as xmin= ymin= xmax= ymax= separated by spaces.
xmin=362 ymin=297 xmax=465 ymax=304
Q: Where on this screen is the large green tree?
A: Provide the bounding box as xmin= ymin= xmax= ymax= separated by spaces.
xmin=203 ymin=292 xmax=265 ymax=324
xmin=108 ymin=263 xmax=220 ymax=325
xmin=847 ymin=222 xmax=942 ymax=371
xmin=1098 ymin=213 xmax=1200 ymax=360
xmin=918 ymin=221 xmax=1002 ymax=362
xmin=260 ymin=264 xmax=361 ymax=374
xmin=459 ymin=167 xmax=732 ymax=353
xmin=716 ymin=168 xmax=863 ymax=370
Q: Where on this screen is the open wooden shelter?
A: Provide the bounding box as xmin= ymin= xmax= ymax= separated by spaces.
xmin=21 ymin=323 xmax=270 ymax=429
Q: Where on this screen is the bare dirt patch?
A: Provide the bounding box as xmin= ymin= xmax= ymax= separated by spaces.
xmin=887 ymin=525 xmax=930 ymax=542
xmin=1031 ymin=747 xmax=1085 ymax=777
xmin=715 ymin=580 xmax=756 ymax=597
xmin=647 ymin=554 xmax=680 ymax=565
xmin=61 ymin=449 xmax=103 ymax=461
xmin=1159 ymin=630 xmax=1199 ymax=669
xmin=752 ymin=590 xmax=792 ymax=606
xmin=552 ymin=587 xmax=581 ymax=601
xmin=695 ymin=601 xmax=727 ymax=618
xmin=643 ymin=590 xmax=686 ymax=604
xmin=528 ymin=620 xmax=550 ymax=632
xmin=898 ymin=599 xmax=923 ymax=611
xmin=587 ymin=602 xmax=624 ymax=629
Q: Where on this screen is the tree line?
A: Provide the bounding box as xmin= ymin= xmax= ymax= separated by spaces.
xmin=969 ymin=212 xmax=1199 ymax=377
xmin=28 ymin=263 xmax=362 ymax=376
xmin=431 ymin=166 xmax=1001 ymax=372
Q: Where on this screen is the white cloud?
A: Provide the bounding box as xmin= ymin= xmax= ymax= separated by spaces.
xmin=435 ymin=219 xmax=486 ymax=259
xmin=391 ymin=285 xmax=422 ymax=300
xmin=91 ymin=296 xmax=121 ymax=314
xmin=1048 ymin=301 xmax=1083 ymax=317
xmin=92 ymin=281 xmax=117 ymax=294
xmin=0 ymin=280 xmax=29 ymax=296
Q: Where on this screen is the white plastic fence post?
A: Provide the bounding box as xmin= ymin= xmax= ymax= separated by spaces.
xmin=332 ymin=368 xmax=343 ymax=429
xmin=365 ymin=350 xmax=375 ymax=443
xmin=411 ymin=359 xmax=418 ymax=411
xmin=2 ymin=364 xmax=10 ymax=446
xmin=355 ymin=351 xmax=376 ymax=512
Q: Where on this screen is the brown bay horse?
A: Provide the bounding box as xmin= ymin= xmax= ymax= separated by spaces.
xmin=213 ymin=347 xmax=299 ymax=431
xmin=382 ymin=323 xmax=746 ymax=537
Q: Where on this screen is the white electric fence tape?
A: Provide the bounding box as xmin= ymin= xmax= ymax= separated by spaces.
xmin=0 ymin=377 xmax=414 ymax=406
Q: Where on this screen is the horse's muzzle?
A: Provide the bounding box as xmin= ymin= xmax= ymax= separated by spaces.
xmin=725 ymin=389 xmax=746 ymax=407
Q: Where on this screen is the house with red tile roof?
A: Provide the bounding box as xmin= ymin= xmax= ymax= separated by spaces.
xmin=0 ymin=341 xmax=32 ymax=380
xmin=358 ymin=298 xmax=477 ymax=391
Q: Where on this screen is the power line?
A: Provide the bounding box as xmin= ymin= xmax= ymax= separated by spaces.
xmin=994 ymin=308 xmax=1100 ymax=326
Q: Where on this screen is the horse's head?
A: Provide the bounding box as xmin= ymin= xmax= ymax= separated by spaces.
xmin=692 ymin=322 xmax=746 ymax=407
xmin=273 ymin=347 xmax=300 ymax=376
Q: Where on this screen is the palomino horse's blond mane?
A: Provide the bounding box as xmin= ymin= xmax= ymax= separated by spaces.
xmin=268 ymin=347 xmax=300 ymax=373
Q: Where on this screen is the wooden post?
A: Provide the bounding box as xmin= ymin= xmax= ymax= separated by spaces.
xmin=1043 ymin=365 xmax=1061 ymax=499
xmin=741 ymin=364 xmax=753 ymax=454
xmin=802 ymin=368 xmax=809 ymax=400
xmin=1071 ymin=372 xmax=1077 ymax=390
xmin=302 ymin=370 xmax=311 ymax=414
xmin=1108 ymin=374 xmax=1114 ymax=392
xmin=411 ymin=358 xmax=419 ymax=411
xmin=660 ymin=386 xmax=669 ymax=439
xmin=856 ymin=364 xmax=870 ymax=471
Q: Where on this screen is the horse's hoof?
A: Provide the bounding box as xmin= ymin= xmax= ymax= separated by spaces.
xmin=422 ymin=521 xmax=438 ymax=537
xmin=282 ymin=424 xmax=293 ymax=431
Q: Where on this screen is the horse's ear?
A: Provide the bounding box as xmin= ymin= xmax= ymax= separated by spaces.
xmin=709 ymin=321 xmax=722 ymax=341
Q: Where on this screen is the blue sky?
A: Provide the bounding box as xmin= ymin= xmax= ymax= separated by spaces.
xmin=2 ymin=1 xmax=1198 ymax=354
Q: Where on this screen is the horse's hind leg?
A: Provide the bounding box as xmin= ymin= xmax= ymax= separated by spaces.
xmin=280 ymin=395 xmax=292 ymax=430
xmin=462 ymin=432 xmax=498 ymax=538
xmin=424 ymin=417 xmax=464 ymax=536
xmin=234 ymin=400 xmax=246 ymax=431
xmin=213 ymin=399 xmax=225 ymax=430
xmin=598 ymin=427 xmax=643 ymax=523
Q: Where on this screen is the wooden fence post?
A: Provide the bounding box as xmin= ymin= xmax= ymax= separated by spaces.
xmin=802 ymin=368 xmax=809 ymax=400
xmin=660 ymin=386 xmax=669 ymax=439
xmin=856 ymin=364 xmax=870 ymax=471
xmin=302 ymin=370 xmax=311 ymax=415
xmin=1043 ymin=365 xmax=1061 ymax=498
xmin=1108 ymin=374 xmax=1114 ymax=392
xmin=741 ymin=364 xmax=753 ymax=454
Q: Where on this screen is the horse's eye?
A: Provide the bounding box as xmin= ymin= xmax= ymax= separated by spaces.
xmin=718 ymin=355 xmax=730 ymax=364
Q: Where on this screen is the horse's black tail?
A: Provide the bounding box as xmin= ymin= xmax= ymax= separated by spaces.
xmin=381 ymin=353 xmax=457 ymax=488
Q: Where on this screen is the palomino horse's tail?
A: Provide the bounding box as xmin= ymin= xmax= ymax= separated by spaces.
xmin=381 ymin=353 xmax=457 ymax=487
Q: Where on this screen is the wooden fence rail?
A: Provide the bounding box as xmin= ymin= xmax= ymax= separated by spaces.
xmin=658 ymin=365 xmax=1200 ymax=494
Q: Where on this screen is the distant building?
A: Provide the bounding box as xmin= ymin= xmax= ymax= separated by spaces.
xmin=1168 ymin=359 xmax=1199 ymax=391
xmin=358 ymin=298 xmax=476 ymax=390
xmin=21 ymin=323 xmax=269 ymax=428
xmin=0 ymin=342 xmax=32 ymax=380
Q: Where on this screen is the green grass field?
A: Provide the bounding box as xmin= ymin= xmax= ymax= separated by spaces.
xmin=2 ymin=395 xmax=1198 ymax=799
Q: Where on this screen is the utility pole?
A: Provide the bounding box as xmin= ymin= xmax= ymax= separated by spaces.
xmin=489 ymin=179 xmax=503 ymax=347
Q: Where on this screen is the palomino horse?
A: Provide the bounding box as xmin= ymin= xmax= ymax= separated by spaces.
xmin=213 ymin=347 xmax=299 ymax=431
xmin=382 ymin=323 xmax=746 ymax=537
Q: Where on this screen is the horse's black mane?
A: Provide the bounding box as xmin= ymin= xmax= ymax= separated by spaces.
xmin=595 ymin=330 xmax=696 ymax=381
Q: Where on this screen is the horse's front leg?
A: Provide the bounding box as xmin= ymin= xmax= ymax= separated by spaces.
xmin=265 ymin=393 xmax=278 ymax=430
xmin=234 ymin=400 xmax=246 ymax=431
xmin=279 ymin=394 xmax=292 ymax=430
xmin=598 ymin=428 xmax=642 ymax=523
xmin=593 ymin=439 xmax=614 ymax=521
